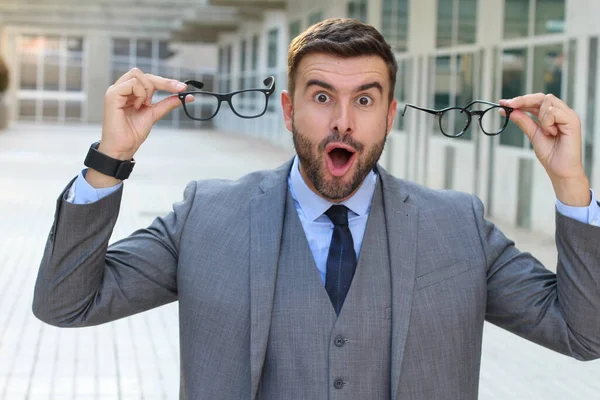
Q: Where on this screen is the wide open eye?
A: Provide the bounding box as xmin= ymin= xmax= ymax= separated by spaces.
xmin=357 ymin=96 xmax=373 ymax=106
xmin=314 ymin=93 xmax=331 ymax=103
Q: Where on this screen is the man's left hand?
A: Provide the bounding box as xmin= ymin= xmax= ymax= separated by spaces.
xmin=500 ymin=93 xmax=591 ymax=207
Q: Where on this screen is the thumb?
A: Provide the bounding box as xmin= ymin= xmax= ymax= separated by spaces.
xmin=504 ymin=109 xmax=540 ymax=143
xmin=151 ymin=95 xmax=192 ymax=123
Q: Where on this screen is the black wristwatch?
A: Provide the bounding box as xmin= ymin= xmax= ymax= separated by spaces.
xmin=84 ymin=141 xmax=135 ymax=180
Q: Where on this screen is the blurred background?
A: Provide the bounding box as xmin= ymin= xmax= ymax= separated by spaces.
xmin=1 ymin=0 xmax=599 ymax=233
xmin=1 ymin=0 xmax=600 ymax=398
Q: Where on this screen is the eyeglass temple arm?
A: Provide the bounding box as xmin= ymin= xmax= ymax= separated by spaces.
xmin=463 ymin=100 xmax=499 ymax=109
xmin=402 ymin=104 xmax=441 ymax=117
xmin=184 ymin=80 xmax=204 ymax=90
xmin=464 ymin=100 xmax=513 ymax=112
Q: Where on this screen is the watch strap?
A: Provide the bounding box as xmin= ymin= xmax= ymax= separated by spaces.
xmin=84 ymin=142 xmax=135 ymax=180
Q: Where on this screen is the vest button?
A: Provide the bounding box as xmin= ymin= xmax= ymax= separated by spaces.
xmin=333 ymin=379 xmax=345 ymax=389
xmin=334 ymin=336 xmax=346 ymax=347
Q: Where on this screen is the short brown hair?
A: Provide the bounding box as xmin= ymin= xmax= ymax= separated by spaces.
xmin=287 ymin=18 xmax=397 ymax=102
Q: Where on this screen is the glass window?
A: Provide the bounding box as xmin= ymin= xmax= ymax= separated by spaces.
xmin=433 ymin=56 xmax=451 ymax=135
xmin=348 ymin=0 xmax=368 ymax=23
xmin=42 ymin=100 xmax=59 ymax=120
xmin=252 ymin=35 xmax=259 ymax=71
xmin=504 ymin=0 xmax=530 ymax=39
xmin=19 ymin=100 xmax=36 ymax=119
xmin=532 ymin=44 xmax=563 ymax=98
xmin=267 ymin=29 xmax=279 ymax=69
xmin=65 ymin=101 xmax=82 ymax=120
xmin=20 ymin=53 xmax=38 ymax=90
xmin=158 ymin=41 xmax=172 ymax=60
xmin=240 ymin=40 xmax=247 ymax=73
xmin=65 ymin=65 xmax=83 ymax=91
xmin=436 ymin=1 xmax=453 ymax=48
xmin=113 ymin=38 xmax=130 ymax=56
xmin=136 ymin=39 xmax=153 ymax=59
xmin=455 ymin=54 xmax=475 ymax=140
xmin=240 ymin=40 xmax=247 ymax=92
xmin=67 ymin=37 xmax=83 ymax=53
xmin=504 ymin=0 xmax=565 ymax=39
xmin=500 ymin=48 xmax=527 ymax=147
xmin=43 ymin=60 xmax=60 ymax=91
xmin=434 ymin=56 xmax=451 ymax=110
xmin=226 ymin=44 xmax=232 ymax=92
xmin=381 ymin=0 xmax=409 ymax=52
xmin=394 ymin=59 xmax=411 ymax=131
xmin=289 ymin=20 xmax=301 ymax=41
xmin=308 ymin=11 xmax=323 ymax=26
xmin=535 ymin=0 xmax=565 ymax=35
xmin=437 ymin=0 xmax=477 ymax=48
xmin=458 ymin=0 xmax=477 ymax=45
xmin=66 ymin=37 xmax=84 ymax=63
xmin=112 ymin=60 xmax=130 ymax=85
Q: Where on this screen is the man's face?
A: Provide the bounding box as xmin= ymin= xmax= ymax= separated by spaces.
xmin=282 ymin=53 xmax=397 ymax=202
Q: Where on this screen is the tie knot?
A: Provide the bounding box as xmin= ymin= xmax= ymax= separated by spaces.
xmin=325 ymin=205 xmax=349 ymax=227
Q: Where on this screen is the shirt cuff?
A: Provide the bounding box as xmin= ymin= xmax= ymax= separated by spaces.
xmin=65 ymin=169 xmax=123 ymax=204
xmin=556 ymin=189 xmax=600 ymax=226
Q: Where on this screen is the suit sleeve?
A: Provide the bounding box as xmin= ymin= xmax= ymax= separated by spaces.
xmin=473 ymin=195 xmax=600 ymax=361
xmin=32 ymin=179 xmax=198 ymax=327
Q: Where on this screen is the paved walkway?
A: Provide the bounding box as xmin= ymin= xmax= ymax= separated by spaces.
xmin=0 ymin=122 xmax=598 ymax=399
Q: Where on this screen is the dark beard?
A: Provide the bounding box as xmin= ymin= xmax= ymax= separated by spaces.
xmin=292 ymin=121 xmax=387 ymax=201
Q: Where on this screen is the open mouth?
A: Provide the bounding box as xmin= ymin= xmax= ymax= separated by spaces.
xmin=325 ymin=143 xmax=357 ymax=177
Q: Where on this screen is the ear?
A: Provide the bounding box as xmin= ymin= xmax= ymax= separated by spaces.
xmin=281 ymin=90 xmax=294 ymax=132
xmin=386 ymin=98 xmax=398 ymax=136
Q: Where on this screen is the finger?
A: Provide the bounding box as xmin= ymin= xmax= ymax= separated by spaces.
xmin=152 ymin=94 xmax=194 ymax=123
xmin=110 ymin=78 xmax=148 ymax=109
xmin=145 ymin=74 xmax=188 ymax=96
xmin=503 ymin=93 xmax=546 ymax=110
xmin=538 ymin=95 xmax=555 ymax=134
xmin=115 ymin=68 xmax=159 ymax=107
xmin=505 ymin=93 xmax=573 ymax=115
xmin=506 ymin=109 xmax=542 ymax=143
xmin=540 ymin=106 xmax=571 ymax=136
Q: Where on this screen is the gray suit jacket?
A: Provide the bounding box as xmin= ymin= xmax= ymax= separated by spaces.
xmin=33 ymin=160 xmax=600 ymax=399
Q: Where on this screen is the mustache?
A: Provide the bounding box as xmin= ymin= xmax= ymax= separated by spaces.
xmin=318 ymin=132 xmax=364 ymax=152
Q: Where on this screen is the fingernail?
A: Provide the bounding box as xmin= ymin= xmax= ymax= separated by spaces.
xmin=175 ymin=81 xmax=187 ymax=90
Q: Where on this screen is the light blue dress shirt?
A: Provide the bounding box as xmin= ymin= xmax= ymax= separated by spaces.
xmin=69 ymin=159 xmax=600 ymax=285
xmin=287 ymin=156 xmax=377 ymax=284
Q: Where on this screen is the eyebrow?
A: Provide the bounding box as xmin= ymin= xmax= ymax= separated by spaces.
xmin=305 ymin=79 xmax=384 ymax=96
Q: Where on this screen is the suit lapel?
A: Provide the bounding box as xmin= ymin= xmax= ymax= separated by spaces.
xmin=378 ymin=166 xmax=418 ymax=400
xmin=249 ymin=160 xmax=292 ymax=399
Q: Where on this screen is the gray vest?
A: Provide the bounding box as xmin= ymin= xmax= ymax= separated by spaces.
xmin=258 ymin=181 xmax=393 ymax=399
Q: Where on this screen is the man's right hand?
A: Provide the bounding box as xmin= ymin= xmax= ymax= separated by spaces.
xmin=86 ymin=68 xmax=192 ymax=188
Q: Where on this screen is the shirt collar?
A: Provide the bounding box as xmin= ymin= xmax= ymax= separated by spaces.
xmin=289 ymin=155 xmax=377 ymax=222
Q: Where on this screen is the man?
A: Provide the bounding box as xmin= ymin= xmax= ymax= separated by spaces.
xmin=33 ymin=18 xmax=600 ymax=399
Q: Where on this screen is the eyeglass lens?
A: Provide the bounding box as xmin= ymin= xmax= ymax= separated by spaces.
xmin=185 ymin=91 xmax=267 ymax=120
xmin=479 ymin=106 xmax=509 ymax=135
xmin=439 ymin=106 xmax=509 ymax=136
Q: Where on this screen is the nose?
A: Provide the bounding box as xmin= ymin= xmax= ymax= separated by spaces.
xmin=330 ymin=101 xmax=354 ymax=135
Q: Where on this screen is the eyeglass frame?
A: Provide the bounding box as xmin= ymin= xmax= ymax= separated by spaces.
xmin=401 ymin=100 xmax=514 ymax=138
xmin=177 ymin=76 xmax=276 ymax=121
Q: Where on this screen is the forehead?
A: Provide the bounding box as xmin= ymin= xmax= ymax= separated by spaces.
xmin=296 ymin=53 xmax=390 ymax=90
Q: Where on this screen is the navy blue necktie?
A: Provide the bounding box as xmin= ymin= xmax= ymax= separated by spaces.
xmin=325 ymin=205 xmax=357 ymax=316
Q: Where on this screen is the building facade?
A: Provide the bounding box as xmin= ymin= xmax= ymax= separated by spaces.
xmin=1 ymin=0 xmax=599 ymax=234
xmin=211 ymin=0 xmax=600 ymax=234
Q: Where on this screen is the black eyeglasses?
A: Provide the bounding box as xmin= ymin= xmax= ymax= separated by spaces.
xmin=401 ymin=100 xmax=514 ymax=138
xmin=178 ymin=76 xmax=275 ymax=121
